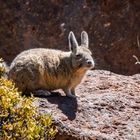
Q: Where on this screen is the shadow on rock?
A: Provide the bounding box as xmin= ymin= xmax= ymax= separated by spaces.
xmin=46 ymin=91 xmax=78 ymax=121
xmin=34 ymin=91 xmax=78 ymax=120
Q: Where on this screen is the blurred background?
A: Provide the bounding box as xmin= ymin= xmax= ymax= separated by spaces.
xmin=0 ymin=0 xmax=139 ymax=75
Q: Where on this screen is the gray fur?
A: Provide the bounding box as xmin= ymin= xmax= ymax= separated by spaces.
xmin=8 ymin=31 xmax=94 ymax=98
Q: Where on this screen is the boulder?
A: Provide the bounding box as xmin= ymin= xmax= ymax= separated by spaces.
xmin=36 ymin=70 xmax=140 ymax=140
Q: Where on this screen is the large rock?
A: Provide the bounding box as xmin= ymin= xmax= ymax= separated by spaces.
xmin=36 ymin=70 xmax=140 ymax=140
xmin=0 ymin=1 xmax=140 ymax=75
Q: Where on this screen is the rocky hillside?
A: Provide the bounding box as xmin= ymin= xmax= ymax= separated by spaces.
xmin=0 ymin=1 xmax=140 ymax=139
xmin=0 ymin=0 xmax=140 ymax=75
xmin=36 ymin=70 xmax=140 ymax=140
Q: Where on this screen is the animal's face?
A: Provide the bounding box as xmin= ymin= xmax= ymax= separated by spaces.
xmin=71 ymin=46 xmax=94 ymax=70
xmin=69 ymin=31 xmax=95 ymax=70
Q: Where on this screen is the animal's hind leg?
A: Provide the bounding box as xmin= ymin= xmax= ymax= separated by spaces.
xmin=33 ymin=89 xmax=52 ymax=97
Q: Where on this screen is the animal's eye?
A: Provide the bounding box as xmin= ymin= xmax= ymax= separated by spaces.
xmin=75 ymin=54 xmax=82 ymax=59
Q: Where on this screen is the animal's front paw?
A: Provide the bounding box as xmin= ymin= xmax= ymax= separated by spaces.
xmin=66 ymin=93 xmax=77 ymax=98
xmin=64 ymin=89 xmax=77 ymax=98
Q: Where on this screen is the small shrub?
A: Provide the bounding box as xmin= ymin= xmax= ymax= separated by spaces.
xmin=0 ymin=60 xmax=57 ymax=139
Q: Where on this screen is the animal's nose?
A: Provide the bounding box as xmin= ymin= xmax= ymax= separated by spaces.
xmin=87 ymin=60 xmax=95 ymax=68
xmin=87 ymin=60 xmax=92 ymax=65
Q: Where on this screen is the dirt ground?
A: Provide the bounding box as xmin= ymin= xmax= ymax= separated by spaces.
xmin=36 ymin=70 xmax=140 ymax=140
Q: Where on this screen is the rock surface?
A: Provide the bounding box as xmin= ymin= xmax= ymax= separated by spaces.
xmin=35 ymin=70 xmax=140 ymax=140
xmin=0 ymin=1 xmax=140 ymax=75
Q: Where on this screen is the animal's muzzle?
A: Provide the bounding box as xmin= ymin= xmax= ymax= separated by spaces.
xmin=86 ymin=60 xmax=95 ymax=69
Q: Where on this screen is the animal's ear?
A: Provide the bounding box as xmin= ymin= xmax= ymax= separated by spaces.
xmin=81 ymin=31 xmax=89 ymax=48
xmin=68 ymin=31 xmax=78 ymax=53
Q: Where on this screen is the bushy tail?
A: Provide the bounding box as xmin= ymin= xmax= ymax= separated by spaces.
xmin=0 ymin=58 xmax=9 ymax=78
